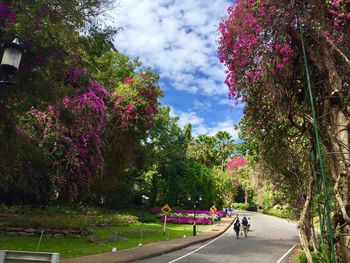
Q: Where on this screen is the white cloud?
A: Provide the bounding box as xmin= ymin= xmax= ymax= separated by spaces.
xmin=170 ymin=107 xmax=239 ymax=140
xmin=206 ymin=119 xmax=239 ymax=139
xmin=218 ymin=98 xmax=246 ymax=109
xmin=192 ymin=99 xmax=212 ymax=111
xmin=111 ymin=0 xmax=231 ymax=96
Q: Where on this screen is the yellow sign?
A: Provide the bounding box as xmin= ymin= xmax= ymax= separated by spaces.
xmin=210 ymin=205 xmax=217 ymax=214
xmin=161 ymin=204 xmax=172 ymax=215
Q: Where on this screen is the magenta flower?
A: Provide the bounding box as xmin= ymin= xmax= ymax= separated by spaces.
xmin=0 ymin=3 xmax=8 ymax=20
xmin=124 ymin=76 xmax=132 ymax=84
xmin=7 ymin=11 xmax=15 ymax=23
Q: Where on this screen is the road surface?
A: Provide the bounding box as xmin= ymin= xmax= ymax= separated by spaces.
xmin=136 ymin=211 xmax=298 ymax=263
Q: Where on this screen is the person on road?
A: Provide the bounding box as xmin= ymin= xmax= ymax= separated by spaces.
xmin=242 ymin=216 xmax=249 ymax=237
xmin=247 ymin=217 xmax=251 ymax=232
xmin=233 ymin=218 xmax=241 ymax=239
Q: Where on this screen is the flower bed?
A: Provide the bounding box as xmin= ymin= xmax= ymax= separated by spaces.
xmin=151 ymin=208 xmax=225 ymax=225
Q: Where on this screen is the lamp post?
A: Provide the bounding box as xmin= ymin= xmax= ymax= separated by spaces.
xmin=0 ymin=36 xmax=23 ymax=87
xmin=139 ymin=194 xmax=149 ymax=247
xmin=141 ymin=195 xmax=149 ymax=225
xmin=188 ymin=196 xmax=202 ymax=236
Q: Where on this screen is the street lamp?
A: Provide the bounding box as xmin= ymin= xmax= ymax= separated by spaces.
xmin=141 ymin=194 xmax=149 ymax=225
xmin=188 ymin=196 xmax=202 ymax=236
xmin=0 ymin=36 xmax=23 ymax=87
xmin=139 ymin=195 xmax=149 ymax=247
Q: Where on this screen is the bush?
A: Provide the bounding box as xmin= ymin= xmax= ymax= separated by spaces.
xmin=233 ymin=203 xmax=248 ymax=210
xmin=2 ymin=214 xmax=90 ymax=230
xmin=0 ymin=206 xmax=140 ymax=229
xmin=104 ymin=182 xmax=134 ymax=210
xmin=299 ymin=252 xmax=307 ymax=263
xmin=246 ymin=206 xmax=257 ymax=212
xmin=90 ymin=214 xmax=138 ymax=226
xmin=298 ymin=252 xmax=327 ymax=263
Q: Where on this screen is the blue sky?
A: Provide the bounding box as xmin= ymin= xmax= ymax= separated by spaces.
xmin=111 ymin=0 xmax=242 ymax=139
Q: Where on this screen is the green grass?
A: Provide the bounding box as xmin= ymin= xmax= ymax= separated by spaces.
xmin=0 ymin=222 xmax=212 ymax=259
xmin=0 ymin=206 xmax=212 ymax=259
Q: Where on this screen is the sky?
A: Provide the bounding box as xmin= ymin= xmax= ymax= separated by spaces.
xmin=111 ymin=0 xmax=243 ymax=140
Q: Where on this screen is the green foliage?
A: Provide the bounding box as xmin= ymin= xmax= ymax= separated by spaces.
xmin=233 ymin=202 xmax=248 ymax=210
xmin=0 ymin=206 xmax=139 ymax=230
xmin=2 ymin=214 xmax=91 ymax=230
xmin=212 ymin=167 xmax=235 ymax=208
xmin=262 ymin=206 xmax=286 ymax=219
xmin=0 ymin=222 xmax=212 ymax=259
xmin=298 ymin=252 xmax=331 ymax=263
xmin=262 ymin=191 xmax=274 ymax=210
xmin=91 ymin=214 xmax=138 ymax=226
xmin=103 ymin=181 xmax=135 ymax=210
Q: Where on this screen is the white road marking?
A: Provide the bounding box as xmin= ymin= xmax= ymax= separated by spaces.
xmin=276 ymin=244 xmax=297 ymax=263
xmin=168 ymin=226 xmax=232 ymax=263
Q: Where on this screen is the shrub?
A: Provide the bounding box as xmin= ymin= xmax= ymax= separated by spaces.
xmin=90 ymin=214 xmax=138 ymax=226
xmin=2 ymin=214 xmax=90 ymax=230
xmin=298 ymin=252 xmax=327 ymax=263
xmin=233 ymin=202 xmax=248 ymax=210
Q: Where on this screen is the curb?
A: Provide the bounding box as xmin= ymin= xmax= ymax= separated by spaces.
xmin=127 ymin=220 xmax=234 ymax=262
xmin=62 ymin=219 xmax=234 ymax=263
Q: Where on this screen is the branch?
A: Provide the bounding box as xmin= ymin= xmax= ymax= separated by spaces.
xmin=322 ymin=36 xmax=350 ymax=68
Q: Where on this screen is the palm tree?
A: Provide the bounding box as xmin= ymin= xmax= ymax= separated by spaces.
xmin=215 ymin=131 xmax=235 ymax=171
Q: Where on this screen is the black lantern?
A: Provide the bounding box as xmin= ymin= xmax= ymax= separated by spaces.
xmin=1 ymin=36 xmax=23 ymax=78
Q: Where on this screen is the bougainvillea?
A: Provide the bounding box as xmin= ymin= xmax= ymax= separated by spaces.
xmin=226 ymin=156 xmax=247 ymax=171
xmin=0 ymin=3 xmax=15 ymax=24
xmin=219 ymin=0 xmax=350 ymax=260
xmin=25 ymin=67 xmax=161 ymax=201
xmin=112 ymin=71 xmax=159 ymax=129
xmin=27 ymin=80 xmax=108 ymax=200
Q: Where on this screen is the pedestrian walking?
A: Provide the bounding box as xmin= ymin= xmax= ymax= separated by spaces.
xmin=247 ymin=217 xmax=251 ymax=232
xmin=242 ymin=216 xmax=249 ymax=237
xmin=228 ymin=206 xmax=233 ymax=217
xmin=233 ymin=218 xmax=241 ymax=239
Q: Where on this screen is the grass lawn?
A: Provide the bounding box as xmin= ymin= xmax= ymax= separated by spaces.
xmin=0 ymin=222 xmax=212 ymax=259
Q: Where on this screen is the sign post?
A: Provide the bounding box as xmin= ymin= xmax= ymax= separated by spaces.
xmin=163 ymin=215 xmax=167 ymax=236
xmin=161 ymin=204 xmax=171 ymax=237
xmin=209 ymin=205 xmax=217 ymax=228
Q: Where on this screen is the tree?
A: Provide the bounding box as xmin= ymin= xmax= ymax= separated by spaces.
xmin=0 ymin=1 xmax=162 ymax=204
xmin=218 ymin=0 xmax=350 ymax=260
xmin=215 ymin=131 xmax=235 ymax=171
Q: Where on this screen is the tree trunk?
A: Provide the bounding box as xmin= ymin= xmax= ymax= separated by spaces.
xmin=326 ymin=97 xmax=350 ymax=262
xmin=297 ymin=169 xmax=314 ymax=263
xmin=305 ymin=36 xmax=350 ymax=261
xmin=244 ymin=187 xmax=248 ymax=206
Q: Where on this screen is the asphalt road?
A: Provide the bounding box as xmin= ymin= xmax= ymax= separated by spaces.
xmin=136 ymin=211 xmax=299 ymax=263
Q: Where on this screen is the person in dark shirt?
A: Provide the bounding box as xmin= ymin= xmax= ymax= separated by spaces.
xmin=242 ymin=216 xmax=249 ymax=237
xmin=233 ymin=218 xmax=241 ymax=239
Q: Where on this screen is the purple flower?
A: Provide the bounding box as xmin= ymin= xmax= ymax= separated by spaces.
xmin=7 ymin=11 xmax=15 ymax=24
xmin=0 ymin=3 xmax=9 ymax=20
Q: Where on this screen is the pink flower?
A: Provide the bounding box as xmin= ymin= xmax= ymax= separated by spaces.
xmin=15 ymin=127 xmax=22 ymax=135
xmin=274 ymin=44 xmax=282 ymax=50
xmin=277 ymin=63 xmax=284 ymax=69
xmin=247 ymin=71 xmax=254 ymax=79
xmin=125 ymin=103 xmax=133 ymax=112
xmin=323 ymin=31 xmax=330 ymax=37
xmin=124 ymin=76 xmax=132 ymax=84
xmin=282 ymin=57 xmax=289 ymax=63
